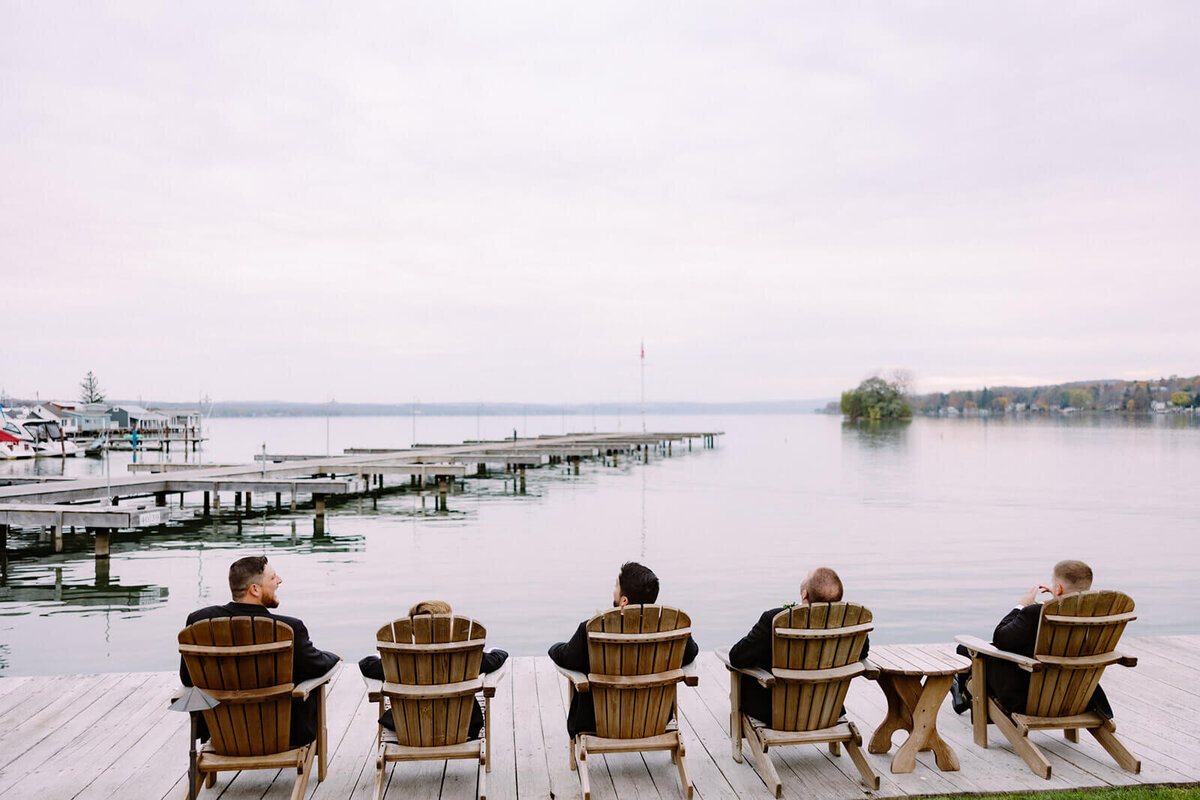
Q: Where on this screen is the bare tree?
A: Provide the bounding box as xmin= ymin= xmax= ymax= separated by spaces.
xmin=79 ymin=371 xmax=105 ymax=404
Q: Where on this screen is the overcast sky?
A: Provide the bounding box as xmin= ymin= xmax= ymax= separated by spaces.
xmin=2 ymin=3 xmax=1196 ymax=404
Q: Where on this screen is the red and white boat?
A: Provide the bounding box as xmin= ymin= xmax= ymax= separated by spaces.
xmin=0 ymin=422 xmax=36 ymax=459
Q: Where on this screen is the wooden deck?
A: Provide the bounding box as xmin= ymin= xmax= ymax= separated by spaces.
xmin=1 ymin=636 xmax=1198 ymax=799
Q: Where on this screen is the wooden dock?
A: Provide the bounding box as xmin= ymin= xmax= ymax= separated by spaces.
xmin=1 ymin=636 xmax=1197 ymax=799
xmin=0 ymin=431 xmax=721 ymax=556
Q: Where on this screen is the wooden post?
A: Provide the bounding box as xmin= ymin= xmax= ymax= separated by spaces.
xmin=180 ymin=492 xmax=185 ymax=508
xmin=437 ymin=476 xmax=448 ymax=510
xmin=573 ymin=456 xmax=580 ymax=475
xmin=313 ymin=494 xmax=326 ymax=536
xmin=213 ymin=493 xmax=220 ymax=512
xmin=52 ymin=525 xmax=63 ymax=553
xmin=0 ymin=524 xmax=7 ymax=576
xmin=275 ymin=492 xmax=282 ymax=510
xmin=519 ymin=464 xmax=527 ymax=494
xmin=245 ymin=492 xmax=252 ymax=512
xmin=234 ymin=491 xmax=242 ymax=509
xmin=95 ymin=529 xmax=111 ymax=559
xmin=290 ymin=490 xmax=297 ymax=512
xmin=203 ymin=491 xmax=210 ymax=516
xmin=477 ymin=462 xmax=487 ymax=477
xmin=155 ymin=491 xmax=166 ymax=507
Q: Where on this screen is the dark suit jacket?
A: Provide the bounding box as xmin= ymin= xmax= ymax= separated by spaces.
xmin=358 ymin=649 xmax=508 ymax=739
xmin=181 ymin=602 xmax=340 ymax=746
xmin=729 ymin=607 xmax=870 ymax=725
xmin=989 ymin=604 xmax=1111 ymax=718
xmin=549 ymin=619 xmax=699 ymax=738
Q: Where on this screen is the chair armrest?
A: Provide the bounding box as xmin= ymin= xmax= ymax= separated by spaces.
xmin=860 ymin=658 xmax=880 ymax=681
xmin=482 ymin=662 xmax=509 ymax=697
xmin=714 ymin=645 xmax=775 ymax=687
xmin=294 ymin=661 xmax=342 ymax=701
xmin=363 ymin=676 xmax=383 ymax=703
xmin=1116 ymin=652 xmax=1138 ymax=668
xmin=955 ymin=635 xmax=1042 ymax=673
xmin=553 ymin=663 xmax=590 ymax=693
xmin=170 ymin=687 xmax=184 ymax=705
xmin=682 ymin=660 xmax=700 ymax=687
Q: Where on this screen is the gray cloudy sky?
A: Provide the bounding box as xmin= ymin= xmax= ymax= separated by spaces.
xmin=2 ymin=2 xmax=1196 ymax=404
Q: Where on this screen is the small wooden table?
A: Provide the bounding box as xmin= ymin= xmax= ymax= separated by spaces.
xmin=867 ymin=644 xmax=970 ymax=774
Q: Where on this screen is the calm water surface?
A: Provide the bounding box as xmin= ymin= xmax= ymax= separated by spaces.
xmin=1 ymin=413 xmax=1197 ymax=676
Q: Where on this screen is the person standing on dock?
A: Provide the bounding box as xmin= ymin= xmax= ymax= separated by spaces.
xmin=180 ymin=555 xmax=340 ymax=746
xmin=548 ymin=561 xmax=699 ymax=737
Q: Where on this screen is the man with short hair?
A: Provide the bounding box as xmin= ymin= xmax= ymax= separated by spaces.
xmin=953 ymin=559 xmax=1111 ymax=717
xmin=728 ymin=566 xmax=867 ymax=724
xmin=548 ymin=561 xmax=699 ymax=737
xmin=181 ymin=555 xmax=340 ymax=746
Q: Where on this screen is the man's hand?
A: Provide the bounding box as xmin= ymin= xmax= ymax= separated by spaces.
xmin=1018 ymin=584 xmax=1052 ymax=607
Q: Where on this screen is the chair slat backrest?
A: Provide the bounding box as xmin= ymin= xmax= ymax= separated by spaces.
xmin=585 ymin=605 xmax=692 ymax=739
xmin=377 ymin=613 xmax=486 ymax=747
xmin=770 ymin=603 xmax=872 ymax=732
xmin=178 ymin=617 xmax=295 ymax=757
xmin=1028 ymin=590 xmax=1135 ymax=718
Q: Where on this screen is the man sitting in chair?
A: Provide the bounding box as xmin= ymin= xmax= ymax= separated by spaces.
xmin=358 ymin=600 xmax=508 ymax=740
xmin=181 ymin=555 xmax=340 ymax=746
xmin=953 ymin=558 xmax=1112 ymax=718
xmin=548 ymin=561 xmax=699 ymax=737
xmin=728 ymin=566 xmax=867 ymax=724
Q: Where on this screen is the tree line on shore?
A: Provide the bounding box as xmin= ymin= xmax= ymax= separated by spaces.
xmin=836 ymin=374 xmax=1200 ymax=420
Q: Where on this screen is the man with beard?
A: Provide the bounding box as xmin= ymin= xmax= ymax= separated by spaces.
xmin=180 ymin=555 xmax=340 ymax=746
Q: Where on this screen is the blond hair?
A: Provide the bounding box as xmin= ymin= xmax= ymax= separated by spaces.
xmin=409 ymin=600 xmax=452 ymax=616
xmin=1053 ymin=560 xmax=1093 ymax=593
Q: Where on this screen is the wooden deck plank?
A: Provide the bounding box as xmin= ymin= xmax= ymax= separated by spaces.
xmin=1 ymin=637 xmax=1200 ymax=799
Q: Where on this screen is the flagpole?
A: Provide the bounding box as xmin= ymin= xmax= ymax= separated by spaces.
xmin=640 ymin=339 xmax=646 ymax=433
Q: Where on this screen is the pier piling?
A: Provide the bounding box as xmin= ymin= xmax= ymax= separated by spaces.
xmin=94 ymin=529 xmax=110 ymax=559
xmin=203 ymin=492 xmax=210 ymax=516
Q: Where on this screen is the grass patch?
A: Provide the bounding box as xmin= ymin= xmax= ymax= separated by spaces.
xmin=926 ymin=786 xmax=1200 ymax=800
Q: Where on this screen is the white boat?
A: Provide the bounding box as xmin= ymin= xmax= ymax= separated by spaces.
xmin=0 ymin=420 xmax=37 ymax=459
xmin=20 ymin=419 xmax=84 ymax=457
xmin=0 ymin=417 xmax=84 ymax=458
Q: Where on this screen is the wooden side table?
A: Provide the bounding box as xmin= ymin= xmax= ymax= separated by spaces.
xmin=867 ymin=644 xmax=970 ymax=773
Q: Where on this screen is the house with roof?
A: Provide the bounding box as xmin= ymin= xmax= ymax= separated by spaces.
xmin=109 ymin=404 xmax=169 ymax=432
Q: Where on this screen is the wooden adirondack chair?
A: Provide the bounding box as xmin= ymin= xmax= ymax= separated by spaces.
xmin=956 ymin=589 xmax=1140 ymax=779
xmin=717 ymin=603 xmax=879 ymax=797
xmin=370 ymin=613 xmax=501 ymax=800
xmin=178 ymin=617 xmax=338 ymax=799
xmin=553 ymin=605 xmax=699 ymax=800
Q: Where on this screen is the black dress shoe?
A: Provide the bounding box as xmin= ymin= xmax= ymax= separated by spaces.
xmin=950 ymin=674 xmax=971 ymax=715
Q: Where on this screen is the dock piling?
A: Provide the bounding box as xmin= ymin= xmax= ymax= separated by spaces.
xmin=155 ymin=491 xmax=166 ymax=507
xmin=275 ymin=492 xmax=282 ymax=510
xmin=203 ymin=492 xmax=210 ymax=516
xmin=53 ymin=525 xmax=62 ymax=553
xmin=94 ymin=529 xmax=111 ymax=559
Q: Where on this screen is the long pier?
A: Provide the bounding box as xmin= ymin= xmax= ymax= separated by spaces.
xmin=0 ymin=431 xmax=721 ymax=558
xmin=0 ymin=637 xmax=1196 ymax=799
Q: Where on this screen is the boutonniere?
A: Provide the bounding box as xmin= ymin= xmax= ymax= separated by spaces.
xmin=781 ymin=600 xmax=798 ymax=609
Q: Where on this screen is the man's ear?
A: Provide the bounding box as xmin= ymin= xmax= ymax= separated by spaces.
xmin=617 ymin=596 xmax=629 ymax=609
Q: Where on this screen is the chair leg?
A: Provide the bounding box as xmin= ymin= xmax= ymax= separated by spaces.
xmin=1089 ymin=725 xmax=1141 ymax=773
xmin=970 ymin=657 xmax=989 ymax=748
xmin=290 ymin=745 xmax=315 ymax=800
xmin=569 ymin=736 xmax=577 ymax=771
xmin=578 ymin=741 xmax=592 ymax=800
xmin=845 ymin=739 xmax=880 ymax=790
xmin=744 ymin=724 xmax=782 ymax=798
xmin=205 ymin=771 xmax=216 ymax=788
xmin=375 ymin=755 xmax=388 ymax=800
xmin=989 ymin=699 xmax=1051 ymax=779
xmin=485 ymin=695 xmax=493 ymax=773
xmin=828 ymin=741 xmax=841 ymax=756
xmin=478 ymin=751 xmax=488 ymax=800
xmin=318 ymin=685 xmax=328 ymax=782
xmin=729 ymin=670 xmax=743 ymax=763
xmin=1065 ymin=728 xmax=1079 ymax=742
xmin=675 ymin=740 xmax=693 ymax=800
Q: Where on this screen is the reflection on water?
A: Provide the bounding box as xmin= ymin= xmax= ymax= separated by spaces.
xmin=1 ymin=412 xmax=1197 ymax=677
xmin=841 ymin=419 xmax=911 ymax=450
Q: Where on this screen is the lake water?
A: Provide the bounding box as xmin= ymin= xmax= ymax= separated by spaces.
xmin=1 ymin=412 xmax=1197 ymax=676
